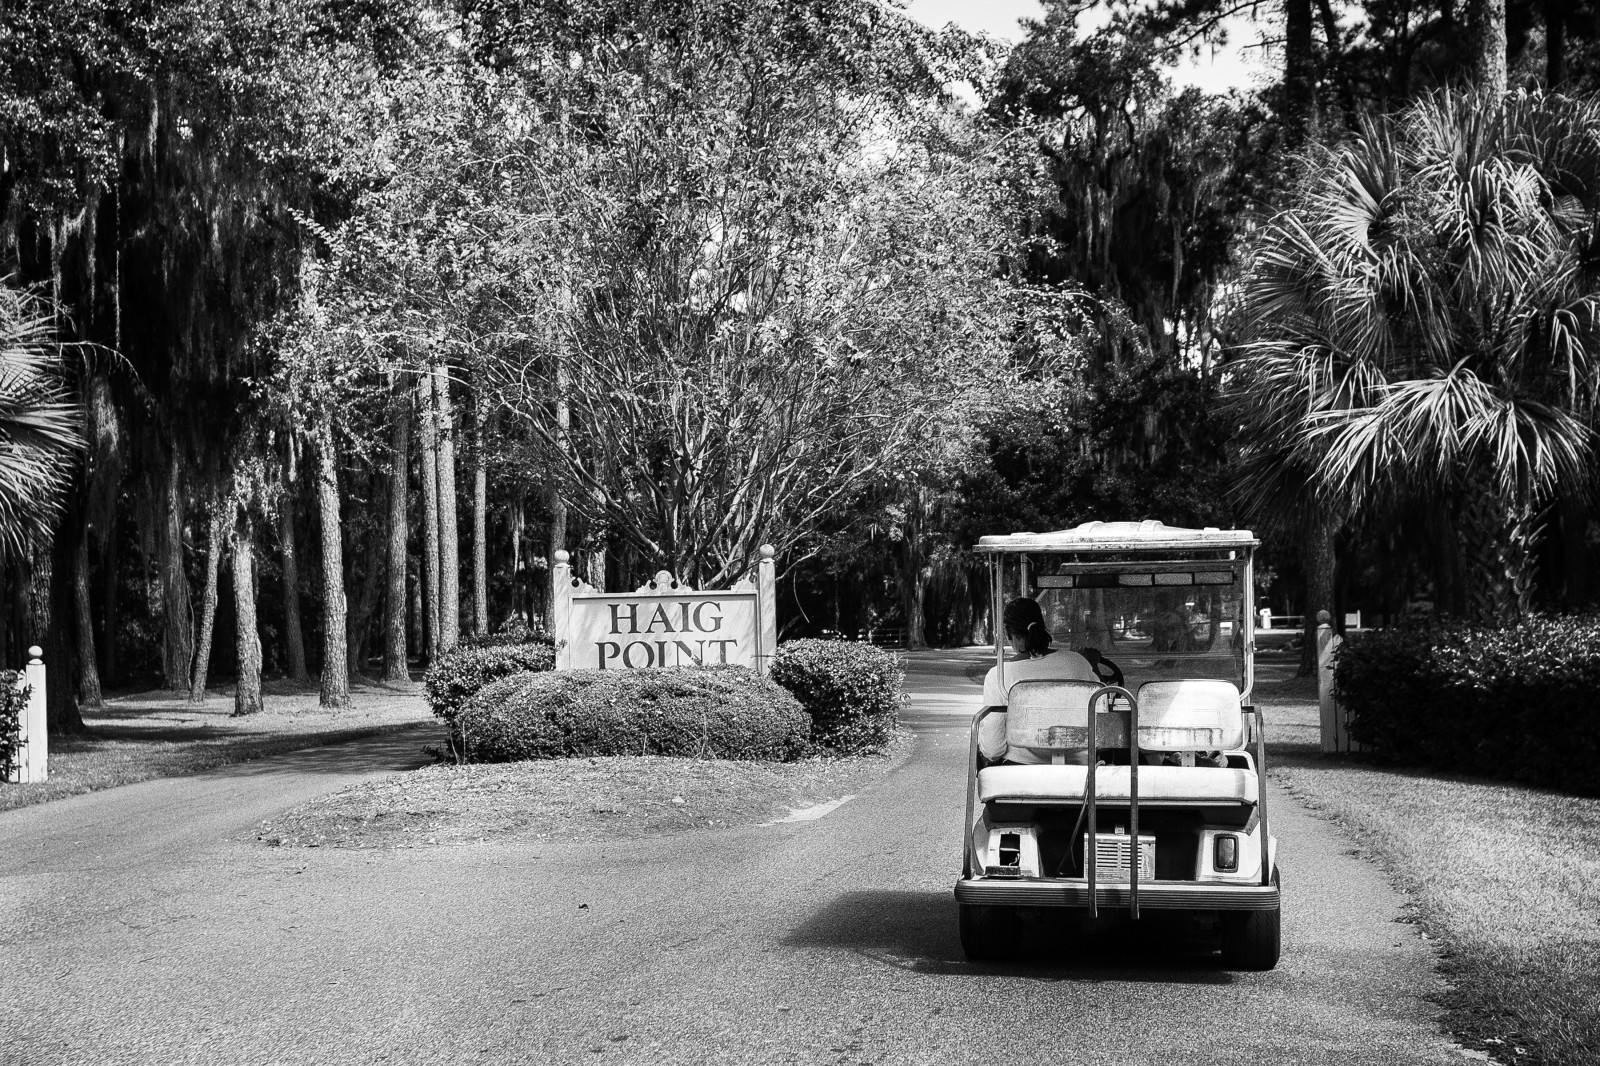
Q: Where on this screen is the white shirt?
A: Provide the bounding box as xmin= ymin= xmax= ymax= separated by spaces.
xmin=979 ymin=650 xmax=1099 ymax=764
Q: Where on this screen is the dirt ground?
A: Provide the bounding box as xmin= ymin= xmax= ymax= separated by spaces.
xmin=2 ymin=676 xmax=435 ymax=812
xmin=257 ymin=732 xmax=916 ymax=849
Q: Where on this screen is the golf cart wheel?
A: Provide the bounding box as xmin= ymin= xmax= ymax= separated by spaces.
xmin=958 ymin=903 xmax=1016 ymax=961
xmin=1221 ymin=869 xmax=1281 ymax=971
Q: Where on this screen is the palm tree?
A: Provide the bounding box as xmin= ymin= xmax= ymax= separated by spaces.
xmin=1229 ymin=90 xmax=1600 ymax=625
xmin=0 ymin=282 xmax=84 ymax=562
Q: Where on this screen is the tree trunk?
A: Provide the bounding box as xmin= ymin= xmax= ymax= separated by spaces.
xmin=586 ymin=537 xmax=607 ymax=592
xmin=1298 ymin=513 xmax=1337 ymax=677
xmin=417 ymin=373 xmax=442 ymax=663
xmin=29 ymin=547 xmax=86 ymax=729
xmin=409 ymin=564 xmax=424 ymax=657
xmin=232 ymin=506 xmax=263 ymax=716
xmin=315 ymin=416 xmax=350 ymax=708
xmin=1503 ymin=497 xmax=1541 ymax=622
xmin=99 ymin=511 xmax=119 ymax=684
xmin=473 ymin=385 xmax=489 ymax=638
xmin=1544 ymin=0 xmax=1567 ymax=86
xmin=1469 ymin=0 xmax=1508 ymax=96
xmin=1285 ymin=0 xmax=1318 ymax=143
xmin=510 ymin=498 xmax=525 ymax=625
xmin=385 ymin=375 xmax=411 ymax=681
xmin=347 ymin=503 xmax=384 ymax=681
xmin=189 ymin=493 xmax=227 ymax=703
xmin=1559 ymin=497 xmax=1590 ymax=608
xmin=550 ymin=353 xmax=569 ymax=624
xmin=434 ymin=363 xmax=461 ymax=651
xmin=1458 ymin=489 xmax=1509 ymax=625
xmin=904 ymin=563 xmax=930 ymax=650
xmin=279 ymin=475 xmax=310 ymax=682
xmin=74 ymin=524 xmax=103 ymax=707
xmin=161 ymin=450 xmax=194 ymax=691
xmin=29 ymin=527 xmax=86 ymax=734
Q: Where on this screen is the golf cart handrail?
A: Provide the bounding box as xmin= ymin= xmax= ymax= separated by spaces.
xmin=963 ymin=706 xmax=1002 ymax=878
xmin=1085 ymin=684 xmax=1140 ymax=920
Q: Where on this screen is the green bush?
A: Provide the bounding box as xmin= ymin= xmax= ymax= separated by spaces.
xmin=461 ymin=620 xmax=549 ymax=649
xmin=424 ymin=642 xmax=556 ymax=720
xmin=0 ymin=672 xmax=23 ymax=780
xmin=453 ymin=666 xmax=811 ymax=763
xmin=1335 ymin=614 xmax=1600 ymax=795
xmin=769 ymin=638 xmax=903 ymax=754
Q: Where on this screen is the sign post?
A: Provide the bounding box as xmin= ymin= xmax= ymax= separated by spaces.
xmin=552 ymin=547 xmax=777 ymax=675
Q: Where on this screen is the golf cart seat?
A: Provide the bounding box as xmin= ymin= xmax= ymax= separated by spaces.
xmin=977 ymin=677 xmax=1254 ymax=805
xmin=978 ymin=764 xmax=1258 ymax=805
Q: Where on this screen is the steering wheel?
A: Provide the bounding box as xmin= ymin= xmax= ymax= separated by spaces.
xmin=1079 ymin=646 xmax=1124 ymax=688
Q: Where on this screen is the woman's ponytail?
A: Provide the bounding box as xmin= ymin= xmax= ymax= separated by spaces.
xmin=1003 ymin=597 xmax=1054 ymax=655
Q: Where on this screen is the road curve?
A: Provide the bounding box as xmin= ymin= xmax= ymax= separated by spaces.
xmin=0 ymin=653 xmax=1476 ymax=1066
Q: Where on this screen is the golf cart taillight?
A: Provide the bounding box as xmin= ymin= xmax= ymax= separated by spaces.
xmin=1214 ymin=834 xmax=1239 ymax=872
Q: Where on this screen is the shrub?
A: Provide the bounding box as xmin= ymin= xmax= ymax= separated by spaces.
xmin=424 ymin=642 xmax=556 ymax=720
xmin=453 ymin=666 xmax=810 ymax=763
xmin=1335 ymin=614 xmax=1600 ymax=795
xmin=0 ymin=671 xmax=23 ymax=780
xmin=461 ymin=620 xmax=551 ymax=649
xmin=769 ymin=638 xmax=903 ymax=754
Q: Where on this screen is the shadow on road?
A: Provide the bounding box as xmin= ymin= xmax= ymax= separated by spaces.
xmin=786 ymin=888 xmax=1236 ymax=984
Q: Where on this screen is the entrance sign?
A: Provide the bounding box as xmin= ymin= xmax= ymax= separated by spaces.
xmin=552 ymin=546 xmax=778 ymax=675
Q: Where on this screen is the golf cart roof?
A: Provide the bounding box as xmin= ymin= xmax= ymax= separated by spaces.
xmin=974 ymin=521 xmax=1259 ymax=554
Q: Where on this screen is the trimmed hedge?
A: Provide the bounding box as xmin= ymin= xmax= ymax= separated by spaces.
xmin=0 ymin=671 xmax=23 ymax=780
xmin=453 ymin=666 xmax=810 ymax=763
xmin=1335 ymin=614 xmax=1600 ymax=795
xmin=424 ymin=642 xmax=556 ymax=720
xmin=769 ymin=638 xmax=903 ymax=754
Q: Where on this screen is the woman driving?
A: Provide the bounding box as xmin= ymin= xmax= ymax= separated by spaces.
xmin=978 ymin=597 xmax=1099 ymax=766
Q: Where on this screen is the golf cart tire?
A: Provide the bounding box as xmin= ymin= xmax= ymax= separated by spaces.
xmin=958 ymin=903 xmax=1015 ymax=961
xmin=1221 ymin=870 xmax=1281 ymax=971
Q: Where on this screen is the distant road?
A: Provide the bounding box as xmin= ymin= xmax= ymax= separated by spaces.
xmin=0 ymin=653 xmax=1469 ymax=1065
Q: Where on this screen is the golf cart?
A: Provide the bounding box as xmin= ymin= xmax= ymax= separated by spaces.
xmin=955 ymin=521 xmax=1281 ymax=970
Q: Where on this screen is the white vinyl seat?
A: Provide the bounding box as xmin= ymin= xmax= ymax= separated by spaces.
xmin=1135 ymin=680 xmax=1246 ymax=751
xmin=978 ymin=678 xmax=1254 ymax=804
xmin=978 ymin=764 xmax=1258 ymax=805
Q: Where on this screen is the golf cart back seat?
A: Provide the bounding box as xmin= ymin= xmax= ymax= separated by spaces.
xmin=978 ymin=678 xmax=1254 ymax=805
xmin=977 ymin=764 xmax=1259 ymax=805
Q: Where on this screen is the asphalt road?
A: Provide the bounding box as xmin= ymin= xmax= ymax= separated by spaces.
xmin=0 ymin=652 xmax=1479 ymax=1066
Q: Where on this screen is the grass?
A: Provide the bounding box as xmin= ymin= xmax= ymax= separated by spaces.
xmin=257 ymin=731 xmax=916 ymax=848
xmin=1252 ymin=663 xmax=1600 ymax=1066
xmin=1 ymin=676 xmax=436 ymax=813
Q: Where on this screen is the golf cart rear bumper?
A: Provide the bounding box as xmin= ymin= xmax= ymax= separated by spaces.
xmin=954 ymin=878 xmax=1279 ymax=911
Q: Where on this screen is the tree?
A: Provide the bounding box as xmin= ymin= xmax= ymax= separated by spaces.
xmin=473 ymin=0 xmax=1005 ymax=587
xmin=1228 ymin=89 xmax=1600 ymax=625
xmin=0 ymin=284 xmax=83 ymax=562
xmin=1471 ymin=0 xmax=1510 ymax=94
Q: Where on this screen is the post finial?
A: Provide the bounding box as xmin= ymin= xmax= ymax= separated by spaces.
xmin=27 ymin=645 xmax=43 ymax=662
xmin=759 ymin=544 xmax=775 ymax=561
xmin=554 ymin=549 xmax=570 ymax=565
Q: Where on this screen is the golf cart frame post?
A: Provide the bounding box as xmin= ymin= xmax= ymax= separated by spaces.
xmin=959 ymin=523 xmax=1278 ymax=961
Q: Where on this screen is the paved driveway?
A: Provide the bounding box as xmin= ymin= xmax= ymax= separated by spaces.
xmin=0 ymin=652 xmax=1475 ymax=1065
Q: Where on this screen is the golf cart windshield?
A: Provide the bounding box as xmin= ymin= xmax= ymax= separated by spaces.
xmin=976 ymin=523 xmax=1259 ymax=700
xmin=1029 ymin=559 xmax=1246 ymax=693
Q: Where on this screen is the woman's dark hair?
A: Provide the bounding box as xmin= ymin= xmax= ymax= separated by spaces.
xmin=1002 ymin=597 xmax=1052 ymax=655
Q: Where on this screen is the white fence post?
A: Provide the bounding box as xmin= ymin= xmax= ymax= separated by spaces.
xmin=1316 ymin=613 xmax=1347 ymax=753
xmin=8 ymin=646 xmax=47 ymax=784
xmin=552 ymin=550 xmax=573 ymax=671
xmin=756 ymin=544 xmax=776 ymax=677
